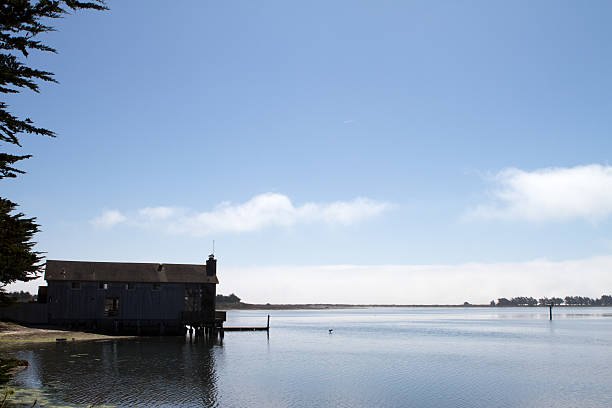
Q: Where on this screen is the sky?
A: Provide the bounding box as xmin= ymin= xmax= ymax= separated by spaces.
xmin=4 ymin=0 xmax=612 ymax=303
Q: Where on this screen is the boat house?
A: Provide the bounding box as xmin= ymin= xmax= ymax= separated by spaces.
xmin=36 ymin=255 xmax=223 ymax=335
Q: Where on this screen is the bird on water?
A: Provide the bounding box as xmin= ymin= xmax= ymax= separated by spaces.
xmin=329 ymin=329 xmax=333 ymax=334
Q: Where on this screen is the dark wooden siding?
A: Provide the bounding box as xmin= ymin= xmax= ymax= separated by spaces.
xmin=47 ymin=281 xmax=216 ymax=325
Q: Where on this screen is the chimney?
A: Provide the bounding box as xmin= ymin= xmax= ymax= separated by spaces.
xmin=206 ymin=254 xmax=217 ymax=276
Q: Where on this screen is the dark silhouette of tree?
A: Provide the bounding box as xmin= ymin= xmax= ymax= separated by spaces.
xmin=550 ymin=297 xmax=564 ymax=305
xmin=216 ymin=293 xmax=242 ymax=304
xmin=1 ymin=289 xmax=35 ymax=303
xmin=0 ymin=1 xmax=105 ymax=288
xmin=497 ymin=297 xmax=512 ymax=306
xmin=564 ymin=296 xmax=598 ymax=306
xmin=509 ymin=296 xmax=538 ymax=306
xmin=0 ymin=198 xmax=41 ymax=289
xmin=492 ymin=295 xmax=612 ymax=307
xmin=538 ymin=297 xmax=564 ymax=306
xmin=1 ymin=0 xmax=107 ymax=178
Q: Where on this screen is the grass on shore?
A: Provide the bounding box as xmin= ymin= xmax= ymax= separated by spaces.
xmin=0 ymin=321 xmax=135 ymax=351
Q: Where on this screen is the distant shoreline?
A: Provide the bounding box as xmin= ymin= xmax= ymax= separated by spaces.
xmin=216 ymin=302 xmax=612 ymax=310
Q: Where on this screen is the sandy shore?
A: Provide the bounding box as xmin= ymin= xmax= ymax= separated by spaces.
xmin=0 ymin=321 xmax=134 ymax=349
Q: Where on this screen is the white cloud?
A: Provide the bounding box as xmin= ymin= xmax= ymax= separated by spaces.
xmin=138 ymin=206 xmax=176 ymax=220
xmin=469 ymin=164 xmax=612 ymax=221
xmin=343 ymin=119 xmax=355 ymax=124
xmin=10 ymin=255 xmax=612 ymax=303
xmin=218 ymin=256 xmax=612 ymax=304
xmin=91 ymin=193 xmax=391 ymax=236
xmin=90 ymin=210 xmax=126 ymax=228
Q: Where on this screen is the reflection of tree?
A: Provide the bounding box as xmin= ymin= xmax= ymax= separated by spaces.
xmin=23 ymin=338 xmax=220 ymax=407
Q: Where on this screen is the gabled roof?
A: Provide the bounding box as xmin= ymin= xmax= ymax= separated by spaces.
xmin=45 ymin=260 xmax=218 ymax=284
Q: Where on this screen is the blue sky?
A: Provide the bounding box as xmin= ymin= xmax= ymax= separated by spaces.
xmin=5 ymin=1 xmax=612 ymax=302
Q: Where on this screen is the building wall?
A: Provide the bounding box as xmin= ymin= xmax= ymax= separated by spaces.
xmin=0 ymin=303 xmax=48 ymax=324
xmin=47 ymin=281 xmax=216 ymax=333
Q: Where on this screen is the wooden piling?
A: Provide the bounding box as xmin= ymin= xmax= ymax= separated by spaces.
xmin=267 ymin=314 xmax=270 ymax=330
xmin=549 ymin=304 xmax=553 ymax=320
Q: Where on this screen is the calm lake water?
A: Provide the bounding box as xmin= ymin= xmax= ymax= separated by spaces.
xmin=6 ymin=307 xmax=612 ymax=407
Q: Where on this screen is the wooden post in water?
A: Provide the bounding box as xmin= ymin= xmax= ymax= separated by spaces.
xmin=549 ymin=304 xmax=553 ymax=320
xmin=267 ymin=314 xmax=270 ymax=330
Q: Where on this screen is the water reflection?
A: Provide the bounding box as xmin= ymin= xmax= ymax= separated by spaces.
xmin=14 ymin=337 xmax=222 ymax=407
xmin=8 ymin=308 xmax=612 ymax=408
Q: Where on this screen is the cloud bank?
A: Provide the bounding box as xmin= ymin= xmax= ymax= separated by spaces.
xmin=218 ymin=256 xmax=612 ymax=304
xmin=91 ymin=193 xmax=391 ymax=236
xmin=11 ymin=255 xmax=612 ymax=304
xmin=470 ymin=164 xmax=612 ymax=221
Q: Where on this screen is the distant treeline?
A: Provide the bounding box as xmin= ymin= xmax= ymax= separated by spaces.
xmin=216 ymin=293 xmax=241 ymax=304
xmin=0 ymin=290 xmax=36 ymax=305
xmin=491 ymin=295 xmax=612 ymax=307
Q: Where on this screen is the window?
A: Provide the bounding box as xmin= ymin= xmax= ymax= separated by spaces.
xmin=126 ymin=283 xmax=135 ymax=290
xmin=152 ymin=283 xmax=161 ymax=291
xmin=99 ymin=282 xmax=108 ymax=290
xmin=71 ymin=282 xmax=81 ymax=289
xmin=104 ymin=297 xmax=119 ymax=316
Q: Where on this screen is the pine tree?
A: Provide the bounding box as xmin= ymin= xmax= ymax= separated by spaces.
xmin=0 ymin=198 xmax=41 ymax=288
xmin=0 ymin=1 xmax=106 ymax=287
xmin=1 ymin=0 xmax=107 ymax=178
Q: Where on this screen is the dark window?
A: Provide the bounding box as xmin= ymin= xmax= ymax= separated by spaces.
xmin=104 ymin=297 xmax=119 ymax=316
xmin=127 ymin=283 xmax=135 ymax=290
xmin=99 ymin=282 xmax=108 ymax=290
xmin=152 ymin=283 xmax=161 ymax=291
xmin=71 ymin=282 xmax=81 ymax=289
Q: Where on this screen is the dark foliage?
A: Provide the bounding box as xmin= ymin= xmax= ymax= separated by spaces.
xmin=492 ymin=295 xmax=612 ymax=306
xmin=537 ymin=297 xmax=562 ymax=306
xmin=0 ymin=0 xmax=106 ymax=178
xmin=0 ymin=1 xmax=105 ymax=288
xmin=0 ymin=197 xmax=42 ymax=288
xmin=496 ymin=297 xmax=512 ymax=306
xmin=2 ymin=289 xmax=35 ymax=301
xmin=508 ymin=296 xmax=538 ymax=306
xmin=216 ymin=293 xmax=241 ymax=304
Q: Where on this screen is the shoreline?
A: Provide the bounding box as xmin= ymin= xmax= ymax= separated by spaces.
xmin=0 ymin=321 xmax=135 ymax=350
xmin=0 ymin=321 xmax=135 ymax=391
xmin=217 ymin=302 xmax=612 ymax=310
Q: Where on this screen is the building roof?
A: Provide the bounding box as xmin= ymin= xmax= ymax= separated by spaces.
xmin=45 ymin=260 xmax=218 ymax=284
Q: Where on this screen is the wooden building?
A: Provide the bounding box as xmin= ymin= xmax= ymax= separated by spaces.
xmin=40 ymin=255 xmax=222 ymax=334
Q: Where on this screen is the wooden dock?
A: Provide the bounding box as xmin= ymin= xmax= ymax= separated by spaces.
xmin=222 ymin=314 xmax=270 ymax=332
xmin=223 ymin=326 xmax=269 ymax=331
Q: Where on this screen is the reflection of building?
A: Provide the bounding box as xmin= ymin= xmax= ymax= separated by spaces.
xmin=37 ymin=255 xmax=223 ymax=334
xmin=15 ymin=338 xmax=220 ymax=406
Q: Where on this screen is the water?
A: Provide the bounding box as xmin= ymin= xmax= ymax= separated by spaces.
xmin=6 ymin=307 xmax=612 ymax=407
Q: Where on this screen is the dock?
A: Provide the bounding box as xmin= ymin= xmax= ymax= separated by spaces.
xmin=222 ymin=314 xmax=270 ymax=332
xmin=223 ymin=326 xmax=269 ymax=331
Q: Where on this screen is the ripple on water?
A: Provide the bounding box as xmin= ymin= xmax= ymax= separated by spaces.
xmin=6 ymin=308 xmax=612 ymax=407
